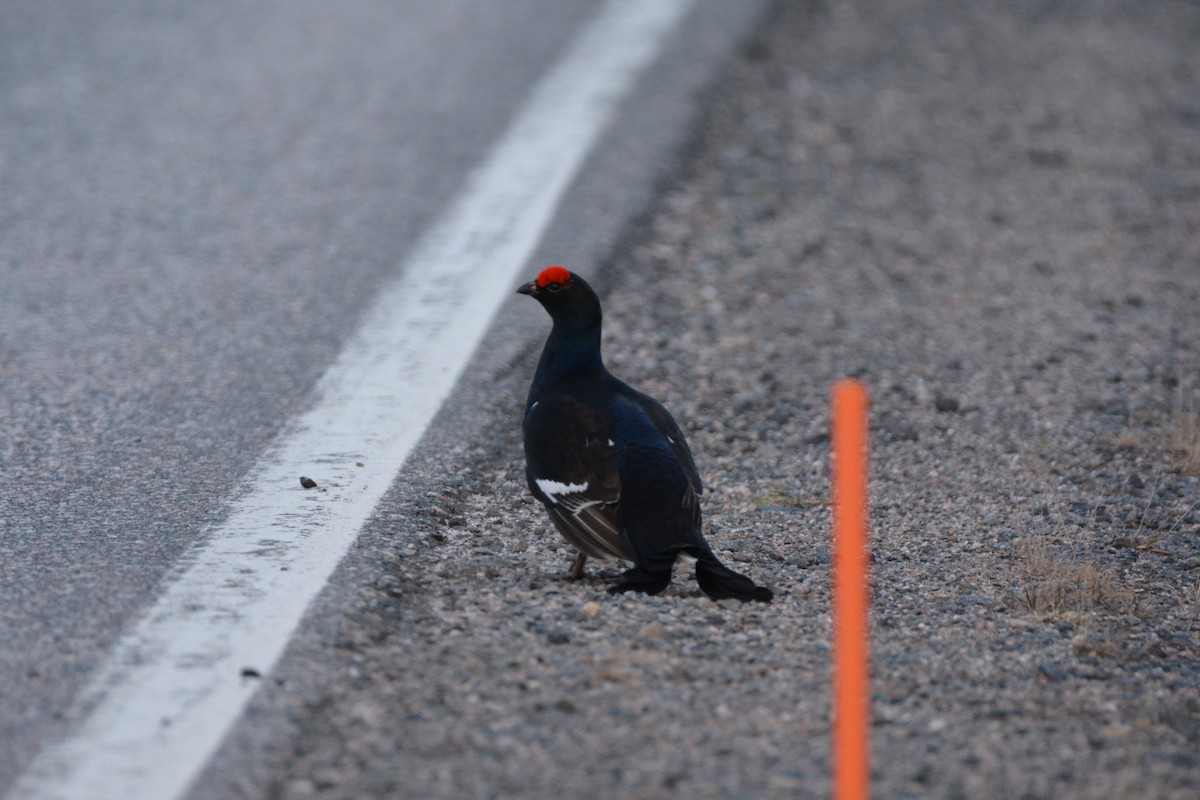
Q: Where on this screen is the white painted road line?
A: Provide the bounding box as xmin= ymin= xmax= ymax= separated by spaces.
xmin=6 ymin=1 xmax=697 ymax=798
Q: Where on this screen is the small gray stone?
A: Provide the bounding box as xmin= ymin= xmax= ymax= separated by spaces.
xmin=934 ymin=394 xmax=961 ymax=413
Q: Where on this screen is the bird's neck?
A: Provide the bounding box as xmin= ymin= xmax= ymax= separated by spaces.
xmin=530 ymin=322 xmax=605 ymax=392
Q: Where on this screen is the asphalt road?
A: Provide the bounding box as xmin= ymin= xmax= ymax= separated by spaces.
xmin=0 ymin=0 xmax=770 ymax=792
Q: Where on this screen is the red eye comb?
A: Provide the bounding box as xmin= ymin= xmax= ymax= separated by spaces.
xmin=536 ymin=265 xmax=571 ymax=287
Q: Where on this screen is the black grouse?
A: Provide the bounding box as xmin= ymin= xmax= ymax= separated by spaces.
xmin=517 ymin=266 xmax=773 ymax=603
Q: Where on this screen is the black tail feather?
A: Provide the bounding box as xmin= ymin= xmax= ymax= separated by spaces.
xmin=695 ymin=556 xmax=773 ymax=603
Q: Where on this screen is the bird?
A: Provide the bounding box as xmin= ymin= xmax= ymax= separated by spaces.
xmin=517 ymin=265 xmax=773 ymax=603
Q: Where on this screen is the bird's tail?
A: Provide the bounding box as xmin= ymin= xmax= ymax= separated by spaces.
xmin=694 ymin=553 xmax=774 ymax=603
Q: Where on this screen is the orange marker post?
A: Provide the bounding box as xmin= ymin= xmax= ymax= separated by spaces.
xmin=832 ymin=380 xmax=870 ymax=800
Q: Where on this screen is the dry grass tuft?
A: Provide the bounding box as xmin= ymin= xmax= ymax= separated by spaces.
xmin=1013 ymin=536 xmax=1136 ymax=616
xmin=752 ymin=490 xmax=830 ymax=508
xmin=1170 ymin=385 xmax=1200 ymax=475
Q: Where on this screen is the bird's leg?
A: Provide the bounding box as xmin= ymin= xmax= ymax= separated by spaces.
xmin=565 ymin=551 xmax=588 ymax=580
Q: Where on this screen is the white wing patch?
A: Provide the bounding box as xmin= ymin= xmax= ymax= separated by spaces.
xmin=535 ymin=478 xmax=589 ymax=505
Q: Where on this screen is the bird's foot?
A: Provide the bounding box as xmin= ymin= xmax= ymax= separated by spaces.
xmin=558 ymin=552 xmax=589 ymax=581
xmin=605 ymin=567 xmax=671 ymax=596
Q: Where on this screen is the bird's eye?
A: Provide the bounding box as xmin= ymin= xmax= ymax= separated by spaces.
xmin=546 ymin=282 xmax=562 ymax=292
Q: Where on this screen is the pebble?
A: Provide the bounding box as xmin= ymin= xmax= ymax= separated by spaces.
xmin=934 ymin=394 xmax=961 ymax=413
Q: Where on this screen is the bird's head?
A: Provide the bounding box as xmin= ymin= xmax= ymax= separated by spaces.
xmin=516 ymin=266 xmax=602 ymax=328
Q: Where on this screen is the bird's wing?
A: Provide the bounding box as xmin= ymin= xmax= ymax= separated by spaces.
xmin=628 ymin=388 xmax=703 ymax=520
xmin=523 ymin=393 xmax=629 ymax=560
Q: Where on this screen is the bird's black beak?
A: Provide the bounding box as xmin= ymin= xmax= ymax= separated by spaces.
xmin=516 ymin=281 xmax=538 ymax=297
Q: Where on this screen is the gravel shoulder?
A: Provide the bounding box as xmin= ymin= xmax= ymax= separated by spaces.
xmin=194 ymin=2 xmax=1200 ymax=798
